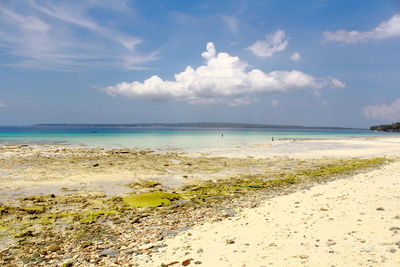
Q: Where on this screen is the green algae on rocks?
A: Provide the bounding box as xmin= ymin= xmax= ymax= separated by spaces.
xmin=0 ymin=156 xmax=392 ymax=266
xmin=180 ymin=157 xmax=390 ymax=199
xmin=122 ymin=192 xmax=180 ymax=208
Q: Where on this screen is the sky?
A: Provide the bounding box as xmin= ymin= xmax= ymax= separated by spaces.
xmin=0 ymin=0 xmax=400 ymax=128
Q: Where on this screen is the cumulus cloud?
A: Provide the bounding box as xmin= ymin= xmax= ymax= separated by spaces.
xmin=0 ymin=1 xmax=156 ymax=70
xmin=0 ymin=102 xmax=6 ymax=108
xmin=247 ymin=30 xmax=288 ymax=57
xmin=323 ymin=14 xmax=400 ymax=43
xmin=290 ymin=52 xmax=301 ymax=62
xmin=104 ymin=42 xmax=344 ymax=106
xmin=363 ymin=99 xmax=400 ymax=121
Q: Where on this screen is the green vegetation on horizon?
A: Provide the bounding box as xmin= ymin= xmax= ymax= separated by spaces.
xmin=370 ymin=122 xmax=400 ymax=132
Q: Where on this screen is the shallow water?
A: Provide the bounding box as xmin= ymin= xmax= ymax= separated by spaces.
xmin=0 ymin=126 xmax=396 ymax=150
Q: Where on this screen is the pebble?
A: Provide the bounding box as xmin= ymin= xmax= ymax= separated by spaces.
xmin=376 ymin=207 xmax=385 ymax=211
xmin=182 ymin=258 xmax=193 ymax=266
xmin=326 ymin=241 xmax=337 ymax=246
xmin=99 ymin=249 xmax=119 ymax=257
xmin=48 ymin=244 xmax=61 ymax=252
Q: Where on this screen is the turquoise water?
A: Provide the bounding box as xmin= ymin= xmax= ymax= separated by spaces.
xmin=0 ymin=126 xmax=396 ymax=150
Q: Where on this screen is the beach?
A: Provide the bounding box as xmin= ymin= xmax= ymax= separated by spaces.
xmin=0 ymin=137 xmax=399 ymax=266
xmin=145 ymin=160 xmax=400 ymax=266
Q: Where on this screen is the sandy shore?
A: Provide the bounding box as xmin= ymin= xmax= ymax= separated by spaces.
xmin=191 ymin=137 xmax=400 ymax=159
xmin=142 ymin=160 xmax=400 ymax=266
xmin=0 ymin=137 xmax=399 ymax=266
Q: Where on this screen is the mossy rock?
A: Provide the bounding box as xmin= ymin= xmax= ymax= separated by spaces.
xmin=122 ymin=192 xmax=180 ymax=208
xmin=0 ymin=205 xmax=13 ymax=215
xmin=80 ymin=210 xmax=117 ymax=223
xmin=19 ymin=206 xmax=45 ymax=214
xmin=126 ymin=180 xmax=161 ymax=189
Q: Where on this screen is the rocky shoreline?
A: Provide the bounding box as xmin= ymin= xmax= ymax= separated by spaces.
xmin=0 ymin=144 xmax=392 ymax=266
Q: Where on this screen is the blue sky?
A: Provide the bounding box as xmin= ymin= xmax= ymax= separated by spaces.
xmin=0 ymin=0 xmax=400 ymax=127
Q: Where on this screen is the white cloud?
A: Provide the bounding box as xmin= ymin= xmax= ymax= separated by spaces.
xmin=247 ymin=30 xmax=288 ymax=57
xmin=323 ymin=14 xmax=400 ymax=43
xmin=0 ymin=1 xmax=156 ymax=70
xmin=104 ymin=42 xmax=344 ymax=105
xmin=290 ymin=52 xmax=301 ymax=62
xmin=363 ymin=99 xmax=400 ymax=121
xmin=220 ymin=15 xmax=239 ymax=37
xmin=0 ymin=102 xmax=6 ymax=108
xmin=329 ymin=78 xmax=346 ymax=88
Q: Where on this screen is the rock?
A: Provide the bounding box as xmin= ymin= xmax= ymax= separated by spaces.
xmin=92 ymin=163 xmax=99 ymax=167
xmin=80 ymin=241 xmax=92 ymax=248
xmin=61 ymin=261 xmax=74 ymax=267
xmin=320 ymin=207 xmax=328 ymax=211
xmin=197 ymin=248 xmax=204 ymax=254
xmin=48 ymin=244 xmax=61 ymax=252
xmin=99 ymin=249 xmax=119 ymax=257
xmin=326 ymin=241 xmax=336 ymax=246
xmin=194 ymin=261 xmax=202 ymax=265
xmin=226 ymin=239 xmax=235 ymax=244
xmin=182 ymin=258 xmax=193 ymax=266
xmin=389 ymin=248 xmax=396 ymax=253
xmin=376 ymin=207 xmax=385 ymax=211
xmin=138 ymin=244 xmax=154 ymax=250
xmin=131 ymin=217 xmax=141 ymax=224
xmin=390 ymin=227 xmax=400 ymax=231
xmin=298 ymin=255 xmax=309 ymax=259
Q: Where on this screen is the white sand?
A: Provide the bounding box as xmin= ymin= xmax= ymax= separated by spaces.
xmin=142 ymin=160 xmax=400 ymax=266
xmin=194 ymin=137 xmax=400 ymax=159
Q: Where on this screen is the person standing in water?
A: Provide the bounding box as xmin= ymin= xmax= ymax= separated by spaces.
xmin=221 ymin=133 xmax=224 ymax=138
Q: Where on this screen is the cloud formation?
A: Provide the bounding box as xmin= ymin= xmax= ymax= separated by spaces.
xmin=363 ymin=99 xmax=400 ymax=121
xmin=104 ymin=42 xmax=344 ymax=105
xmin=323 ymin=14 xmax=400 ymax=43
xmin=220 ymin=15 xmax=239 ymax=37
xmin=290 ymin=52 xmax=301 ymax=62
xmin=0 ymin=102 xmax=6 ymax=108
xmin=0 ymin=1 xmax=156 ymax=70
xmin=247 ymin=30 xmax=288 ymax=57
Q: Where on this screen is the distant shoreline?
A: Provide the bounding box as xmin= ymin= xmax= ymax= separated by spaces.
xmin=33 ymin=122 xmax=365 ymax=131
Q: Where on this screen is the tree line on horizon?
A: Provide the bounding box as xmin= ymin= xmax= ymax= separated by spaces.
xmin=370 ymin=122 xmax=400 ymax=132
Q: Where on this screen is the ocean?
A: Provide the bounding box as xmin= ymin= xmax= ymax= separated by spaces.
xmin=0 ymin=125 xmax=396 ymax=150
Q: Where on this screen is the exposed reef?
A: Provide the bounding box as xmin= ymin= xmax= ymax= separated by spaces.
xmin=0 ymin=151 xmax=390 ymax=266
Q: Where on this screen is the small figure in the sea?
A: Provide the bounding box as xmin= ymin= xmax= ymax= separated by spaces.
xmin=221 ymin=133 xmax=224 ymax=138
xmin=272 ymin=137 xmax=274 ymax=141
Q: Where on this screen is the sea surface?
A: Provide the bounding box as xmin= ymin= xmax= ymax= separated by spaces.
xmin=0 ymin=126 xmax=396 ymax=150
